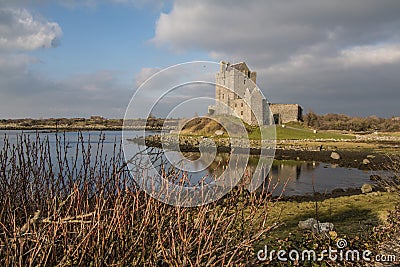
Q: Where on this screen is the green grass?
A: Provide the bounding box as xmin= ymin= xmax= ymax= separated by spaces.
xmin=180 ymin=117 xmax=355 ymax=140
xmin=248 ymin=122 xmax=355 ymax=140
xmin=261 ymin=192 xmax=399 ymax=241
xmin=276 ymin=125 xmax=355 ymax=140
xmin=377 ymin=132 xmax=400 ymax=137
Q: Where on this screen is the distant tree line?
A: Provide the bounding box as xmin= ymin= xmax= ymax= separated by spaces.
xmin=0 ymin=117 xmax=123 ymax=128
xmin=303 ymin=111 xmax=400 ymax=132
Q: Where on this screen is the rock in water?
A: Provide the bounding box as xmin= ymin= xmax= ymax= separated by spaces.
xmin=361 ymin=183 xmax=373 ymax=193
xmin=330 ymin=152 xmax=341 ymax=160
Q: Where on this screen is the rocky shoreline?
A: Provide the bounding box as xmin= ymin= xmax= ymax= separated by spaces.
xmin=274 ymin=149 xmax=388 ymax=170
xmin=278 ymin=187 xmax=379 ymax=202
xmin=132 ymin=134 xmax=391 ymax=170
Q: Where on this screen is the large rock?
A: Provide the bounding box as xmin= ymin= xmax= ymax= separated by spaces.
xmin=312 ymin=222 xmax=334 ymax=233
xmin=298 ymin=218 xmax=318 ymax=230
xmin=214 ymin=130 xmax=224 ymax=136
xmin=361 ymin=183 xmax=373 ymax=194
xmin=362 ymin=158 xmax=371 ymax=165
xmin=299 ymin=218 xmax=334 ymax=234
xmin=330 ymin=152 xmax=341 ymax=160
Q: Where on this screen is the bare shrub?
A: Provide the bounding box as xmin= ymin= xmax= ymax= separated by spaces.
xmin=0 ymin=132 xmax=275 ymax=266
xmin=372 ymin=155 xmax=400 ymax=264
xmin=373 ymin=155 xmax=400 ymax=192
xmin=304 ymin=111 xmax=400 ymax=132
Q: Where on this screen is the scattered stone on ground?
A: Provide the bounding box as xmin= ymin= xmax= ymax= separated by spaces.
xmin=214 ymin=130 xmax=224 ymax=136
xmin=312 ymin=222 xmax=334 ymax=234
xmin=330 ymin=151 xmax=341 ymax=160
xmin=298 ymin=218 xmax=318 ymax=230
xmin=298 ymin=218 xmax=334 ymax=235
xmin=361 ymin=183 xmax=374 ymax=193
xmin=363 ymin=158 xmax=371 ymax=164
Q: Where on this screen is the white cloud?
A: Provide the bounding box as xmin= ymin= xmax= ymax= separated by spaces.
xmin=134 ymin=67 xmax=161 ymax=87
xmin=152 ymin=0 xmax=400 ymax=64
xmin=340 ymin=44 xmax=400 ymax=66
xmin=150 ymin=0 xmax=400 ymax=117
xmin=0 ymin=8 xmax=62 ymax=51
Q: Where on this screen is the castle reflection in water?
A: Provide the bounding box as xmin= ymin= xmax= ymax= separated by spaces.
xmin=269 ymin=161 xmax=320 ymax=181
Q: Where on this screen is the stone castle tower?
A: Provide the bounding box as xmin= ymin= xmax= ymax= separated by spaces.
xmin=208 ymin=61 xmax=303 ymax=125
xmin=209 ymin=61 xmax=270 ymax=125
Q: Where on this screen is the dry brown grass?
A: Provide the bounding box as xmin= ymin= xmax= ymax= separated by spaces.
xmin=180 ymin=117 xmax=224 ymax=136
xmin=0 ymin=132 xmax=276 ymax=266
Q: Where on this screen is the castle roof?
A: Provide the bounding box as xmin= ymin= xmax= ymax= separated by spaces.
xmin=230 ymin=62 xmax=250 ymax=73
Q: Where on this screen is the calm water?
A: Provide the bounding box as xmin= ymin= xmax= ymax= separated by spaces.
xmin=268 ymin=161 xmax=378 ymax=196
xmin=0 ymin=130 xmax=378 ymax=196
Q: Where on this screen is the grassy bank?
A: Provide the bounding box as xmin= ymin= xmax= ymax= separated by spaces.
xmin=180 ymin=117 xmax=400 ymax=156
xmin=252 ymin=122 xmax=355 ymax=140
xmin=180 ymin=117 xmax=355 ymax=140
xmin=265 ymin=192 xmax=399 ymax=240
xmin=252 ymin=191 xmax=400 ymax=266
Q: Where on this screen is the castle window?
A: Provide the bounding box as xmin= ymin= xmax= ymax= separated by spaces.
xmin=241 ymin=103 xmax=243 ymax=107
xmin=222 ymin=94 xmax=224 ymax=99
xmin=241 ymin=111 xmax=243 ymax=115
xmin=235 ymin=103 xmax=237 ymax=107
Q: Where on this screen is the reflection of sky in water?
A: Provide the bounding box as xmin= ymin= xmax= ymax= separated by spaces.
xmin=268 ymin=161 xmax=382 ymax=196
xmin=148 ymin=153 xmax=380 ymax=196
xmin=0 ymin=130 xmax=381 ymax=196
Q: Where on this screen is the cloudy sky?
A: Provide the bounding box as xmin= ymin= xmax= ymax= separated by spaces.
xmin=0 ymin=0 xmax=399 ymax=118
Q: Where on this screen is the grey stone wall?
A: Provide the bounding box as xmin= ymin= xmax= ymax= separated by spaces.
xmin=269 ymin=104 xmax=303 ymax=123
xmin=214 ymin=61 xmax=261 ymax=125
